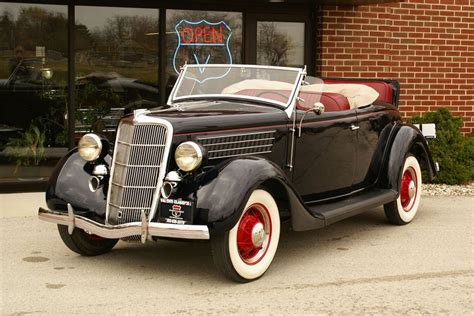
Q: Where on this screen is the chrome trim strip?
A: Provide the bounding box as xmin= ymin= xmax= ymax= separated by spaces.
xmin=197 ymin=130 xmax=276 ymax=140
xmin=202 ymin=137 xmax=275 ymax=147
xmin=207 ymin=144 xmax=273 ymax=153
xmin=207 ymin=151 xmax=273 ymax=160
xmin=173 ymin=94 xmax=287 ymax=107
xmin=39 ymin=207 xmax=210 ymax=240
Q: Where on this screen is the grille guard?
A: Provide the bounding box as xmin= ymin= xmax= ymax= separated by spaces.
xmin=38 ymin=204 xmax=210 ymax=242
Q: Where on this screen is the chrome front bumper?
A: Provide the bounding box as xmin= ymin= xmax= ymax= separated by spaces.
xmin=38 ymin=204 xmax=210 ymax=242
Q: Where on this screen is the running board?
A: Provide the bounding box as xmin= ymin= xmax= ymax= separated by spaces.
xmin=307 ymin=188 xmax=397 ymax=226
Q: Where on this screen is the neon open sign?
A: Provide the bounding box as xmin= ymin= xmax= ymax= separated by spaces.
xmin=178 ymin=24 xmax=225 ymax=45
xmin=173 ymin=19 xmax=233 ymax=81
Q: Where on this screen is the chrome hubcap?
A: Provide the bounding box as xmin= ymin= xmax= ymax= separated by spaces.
xmin=251 ymin=222 xmax=265 ymax=248
xmin=408 ymin=180 xmax=416 ymax=199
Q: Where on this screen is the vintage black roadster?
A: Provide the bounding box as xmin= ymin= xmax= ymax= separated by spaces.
xmin=39 ymin=64 xmax=437 ymax=282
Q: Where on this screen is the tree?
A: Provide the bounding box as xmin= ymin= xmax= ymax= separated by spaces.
xmin=257 ymin=22 xmax=294 ymax=66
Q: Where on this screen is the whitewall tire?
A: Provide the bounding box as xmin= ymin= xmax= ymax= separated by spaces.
xmin=384 ymin=155 xmax=422 ymax=225
xmin=211 ymin=189 xmax=280 ymax=282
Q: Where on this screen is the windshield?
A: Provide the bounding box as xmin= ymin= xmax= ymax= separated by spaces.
xmin=169 ymin=64 xmax=305 ymax=108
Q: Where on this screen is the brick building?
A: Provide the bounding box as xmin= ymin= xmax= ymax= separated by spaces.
xmin=319 ymin=0 xmax=474 ymax=134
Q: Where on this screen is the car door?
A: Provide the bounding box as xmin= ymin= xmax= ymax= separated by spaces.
xmin=292 ymin=109 xmax=358 ymax=202
xmin=352 ymin=104 xmax=400 ymax=190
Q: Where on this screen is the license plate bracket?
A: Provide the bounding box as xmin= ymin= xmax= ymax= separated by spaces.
xmin=159 ymin=198 xmax=194 ymax=225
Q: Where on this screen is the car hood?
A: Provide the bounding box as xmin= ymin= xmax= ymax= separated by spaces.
xmin=145 ymin=101 xmax=288 ymax=135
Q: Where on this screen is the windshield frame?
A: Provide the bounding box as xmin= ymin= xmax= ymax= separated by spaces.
xmin=167 ymin=64 xmax=306 ymax=113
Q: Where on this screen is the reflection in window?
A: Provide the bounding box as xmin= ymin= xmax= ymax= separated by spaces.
xmin=257 ymin=22 xmax=304 ymax=67
xmin=166 ymin=10 xmax=242 ymax=98
xmin=0 ymin=3 xmax=68 ymax=183
xmin=75 ymin=6 xmax=159 ymax=138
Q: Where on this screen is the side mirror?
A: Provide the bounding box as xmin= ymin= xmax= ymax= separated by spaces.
xmin=298 ymin=101 xmax=326 ymax=138
xmin=312 ymin=102 xmax=325 ymax=115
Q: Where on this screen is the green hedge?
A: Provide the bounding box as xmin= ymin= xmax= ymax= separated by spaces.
xmin=409 ymin=108 xmax=474 ymax=185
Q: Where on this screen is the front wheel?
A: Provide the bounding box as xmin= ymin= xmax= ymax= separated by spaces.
xmin=384 ymin=155 xmax=422 ymax=225
xmin=58 ymin=225 xmax=118 ymax=256
xmin=211 ymin=189 xmax=280 ymax=282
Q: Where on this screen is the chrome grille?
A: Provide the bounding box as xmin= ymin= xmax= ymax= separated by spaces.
xmin=107 ymin=120 xmax=170 ymax=225
xmin=198 ymin=130 xmax=276 ymax=159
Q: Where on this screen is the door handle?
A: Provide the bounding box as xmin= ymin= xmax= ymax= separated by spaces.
xmin=350 ymin=124 xmax=360 ymax=131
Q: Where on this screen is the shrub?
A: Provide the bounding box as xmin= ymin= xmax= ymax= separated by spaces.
xmin=409 ymin=108 xmax=474 ymax=185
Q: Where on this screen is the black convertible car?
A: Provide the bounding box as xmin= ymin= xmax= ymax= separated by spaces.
xmin=39 ymin=64 xmax=437 ymax=282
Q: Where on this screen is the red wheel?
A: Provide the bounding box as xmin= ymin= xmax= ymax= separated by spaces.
xmin=400 ymin=167 xmax=418 ymax=212
xmin=236 ymin=203 xmax=272 ymax=265
xmin=384 ymin=155 xmax=422 ymax=225
xmin=211 ymin=189 xmax=280 ymax=282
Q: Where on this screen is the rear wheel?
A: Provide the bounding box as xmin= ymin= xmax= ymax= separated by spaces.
xmin=384 ymin=155 xmax=422 ymax=225
xmin=211 ymin=189 xmax=280 ymax=282
xmin=58 ymin=225 xmax=118 ymax=256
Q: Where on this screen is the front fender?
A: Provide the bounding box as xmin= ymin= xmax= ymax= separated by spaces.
xmin=191 ymin=157 xmax=324 ymax=233
xmin=385 ymin=124 xmax=437 ymax=191
xmin=194 ymin=157 xmax=284 ymax=232
xmin=46 ymin=149 xmax=111 ymax=222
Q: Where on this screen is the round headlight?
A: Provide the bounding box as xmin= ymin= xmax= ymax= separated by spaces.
xmin=78 ymin=133 xmax=102 ymax=161
xmin=175 ymin=141 xmax=203 ymax=172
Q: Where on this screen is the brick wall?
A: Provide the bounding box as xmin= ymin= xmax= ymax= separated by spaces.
xmin=319 ymin=0 xmax=474 ymax=135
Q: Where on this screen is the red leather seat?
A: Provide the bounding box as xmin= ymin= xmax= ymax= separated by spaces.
xmin=298 ymin=92 xmax=350 ymax=112
xmin=235 ymin=89 xmax=350 ymax=112
xmin=321 ymin=93 xmax=350 ymax=111
xmin=322 ymin=79 xmax=393 ymax=104
xmin=235 ymin=89 xmax=289 ymax=103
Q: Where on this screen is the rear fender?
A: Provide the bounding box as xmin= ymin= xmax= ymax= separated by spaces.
xmin=383 ymin=124 xmax=437 ymax=191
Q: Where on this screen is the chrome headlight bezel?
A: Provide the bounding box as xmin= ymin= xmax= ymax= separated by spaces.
xmin=175 ymin=141 xmax=204 ymax=172
xmin=78 ymin=133 xmax=103 ymax=161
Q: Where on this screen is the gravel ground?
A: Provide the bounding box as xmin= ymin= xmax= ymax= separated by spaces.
xmin=422 ymin=183 xmax=474 ymax=196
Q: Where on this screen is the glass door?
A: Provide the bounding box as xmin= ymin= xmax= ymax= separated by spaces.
xmin=245 ymin=13 xmax=313 ymax=71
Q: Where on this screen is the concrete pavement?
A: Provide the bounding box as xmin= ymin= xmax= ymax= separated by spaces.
xmin=1 ymin=195 xmax=473 ymax=314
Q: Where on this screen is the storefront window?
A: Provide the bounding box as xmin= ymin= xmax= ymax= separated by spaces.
xmin=166 ymin=10 xmax=242 ymax=97
xmin=75 ymin=6 xmax=159 ymax=139
xmin=0 ymin=3 xmax=68 ymax=184
xmin=257 ymin=21 xmax=304 ymax=67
